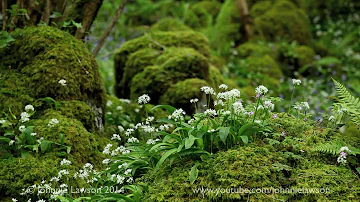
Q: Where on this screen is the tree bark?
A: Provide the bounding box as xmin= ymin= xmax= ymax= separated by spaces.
xmin=236 ymin=0 xmax=252 ymax=41
xmin=0 ymin=0 xmax=103 ymax=39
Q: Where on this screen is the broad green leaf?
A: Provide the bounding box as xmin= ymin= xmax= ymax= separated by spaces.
xmin=185 ymin=135 xmax=197 ymax=149
xmin=40 ymin=140 xmax=52 ymax=153
xmin=155 ymin=148 xmax=178 ymax=169
xmin=238 ymin=123 xmax=258 ymax=136
xmin=21 ymin=150 xmax=32 ymax=158
xmin=66 ymin=146 xmax=71 ymax=154
xmin=0 ymin=137 xmax=10 ymax=143
xmin=219 ymin=127 xmax=230 ymax=144
xmin=189 ymin=164 xmax=199 ymax=184
xmin=71 ymin=20 xmax=82 ymax=28
xmin=240 ymin=135 xmax=248 ymax=144
xmin=60 ymin=133 xmax=65 ymax=145
xmin=150 ymin=105 xmax=176 ymax=114
xmin=50 ymin=11 xmax=62 ymax=18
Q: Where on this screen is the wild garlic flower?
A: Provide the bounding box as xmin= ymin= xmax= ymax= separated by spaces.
xmin=200 ymin=86 xmax=216 ymax=95
xmin=292 ymin=79 xmax=301 ymax=85
xmin=25 ymin=104 xmax=34 ymax=112
xmin=328 ymin=116 xmax=336 ymax=122
xmin=207 ymin=129 xmax=215 ymax=133
xmin=30 ymin=132 xmax=37 ymax=136
xmin=111 ymin=134 xmax=121 ymax=141
xmin=138 ymin=94 xmax=151 ymax=104
xmin=118 ymin=125 xmax=125 ymax=133
xmin=255 ymin=85 xmax=268 ymax=95
xmin=264 ymin=100 xmax=275 ymax=111
xmin=103 ymin=144 xmax=113 ymax=155
xmin=168 ymin=108 xmax=186 ymax=121
xmin=214 ymin=100 xmax=225 ymax=106
xmin=60 ymin=159 xmax=72 ymax=166
xmin=222 ymin=110 xmax=231 ymax=115
xmin=217 ymin=89 xmax=241 ymax=100
xmin=339 ymin=146 xmax=351 ymax=153
xmin=233 ymin=102 xmax=245 ymax=115
xmin=118 ymin=162 xmax=128 ymax=169
xmin=127 ymin=137 xmax=139 ymax=143
xmin=19 ymin=125 xmax=26 ymax=132
xmin=116 ymin=106 xmax=123 ymax=110
xmin=57 ymin=169 xmax=69 ymax=178
xmin=293 ymin=102 xmax=310 ymax=111
xmin=124 ymin=169 xmax=132 ymax=175
xmin=159 ymin=124 xmax=170 ymax=131
xmin=102 ymin=159 xmax=111 ymax=164
xmin=190 ymin=98 xmax=199 ymax=103
xmin=125 ymin=128 xmax=135 ymax=136
xmin=219 ymin=84 xmax=228 ymax=90
xmin=9 ymin=140 xmax=15 ymax=146
xmin=20 ymin=112 xmax=30 ymax=123
xmin=146 ymin=116 xmax=155 ymax=123
xmin=204 ymin=109 xmax=217 ymax=117
xmin=119 ymin=99 xmax=131 ymax=104
xmin=58 ymin=79 xmax=67 ymax=86
xmin=48 ymin=118 xmax=59 ymax=127
xmin=141 ymin=125 xmax=155 ymax=133
xmin=106 ymin=100 xmax=113 ymax=107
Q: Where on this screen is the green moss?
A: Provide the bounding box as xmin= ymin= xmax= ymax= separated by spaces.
xmin=184 ymin=6 xmax=212 ymax=30
xmin=115 ymin=31 xmax=211 ymax=98
xmin=252 ymin=0 xmax=312 ymax=44
xmin=207 ymin=65 xmax=225 ymax=88
xmin=294 ymin=45 xmax=315 ymax=67
xmin=150 ymin=18 xmax=192 ymax=32
xmin=0 ymin=26 xmax=106 ymax=129
xmin=250 ymin=1 xmax=272 ymax=16
xmin=237 ymin=42 xmax=277 ymax=59
xmin=32 ymin=110 xmax=109 ymax=166
xmin=245 ymin=55 xmax=283 ymax=79
xmin=160 ymin=78 xmax=209 ymax=114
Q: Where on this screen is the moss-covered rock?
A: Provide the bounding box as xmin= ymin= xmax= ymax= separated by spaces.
xmin=294 ymin=45 xmax=316 ymax=67
xmin=245 ymin=55 xmax=283 ymax=80
xmin=150 ymin=18 xmax=192 ymax=32
xmin=114 ymin=31 xmax=211 ymax=98
xmin=160 ymin=78 xmax=209 ymax=114
xmin=237 ymin=42 xmax=277 ymax=59
xmin=0 ymin=26 xmax=106 ymax=130
xmin=252 ymin=0 xmax=312 ymax=44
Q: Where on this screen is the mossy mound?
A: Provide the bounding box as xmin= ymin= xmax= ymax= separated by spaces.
xmin=237 ymin=42 xmax=277 ymax=59
xmin=251 ymin=0 xmax=312 ymax=44
xmin=245 ymin=55 xmax=283 ymax=80
xmin=160 ymin=78 xmax=209 ymax=114
xmin=293 ymin=45 xmax=316 ymax=67
xmin=0 ymin=26 xmax=106 ymax=121
xmin=114 ymin=31 xmax=211 ymax=99
xmin=150 ymin=18 xmax=192 ymax=32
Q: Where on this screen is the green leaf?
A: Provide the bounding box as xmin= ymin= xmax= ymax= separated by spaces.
xmin=356 ymin=168 xmax=360 ymax=175
xmin=66 ymin=146 xmax=71 ymax=154
xmin=156 ymin=118 xmax=177 ymax=125
xmin=150 ymin=105 xmax=176 ymax=114
xmin=21 ymin=150 xmax=32 ymax=158
xmin=40 ymin=140 xmax=52 ymax=153
xmin=71 ymin=20 xmax=82 ymax=28
xmin=189 ymin=164 xmax=199 ymax=184
xmin=0 ymin=31 xmax=16 ymax=49
xmin=219 ymin=127 xmax=230 ymax=144
xmin=185 ymin=135 xmax=196 ymax=149
xmin=60 ymin=133 xmax=65 ymax=145
xmin=238 ymin=123 xmax=257 ymax=136
xmin=62 ymin=21 xmax=71 ymax=27
xmin=0 ymin=137 xmax=10 ymax=143
xmin=33 ymin=144 xmax=39 ymax=153
xmin=155 ymin=148 xmax=178 ymax=169
xmin=50 ymin=11 xmax=62 ymax=18
xmin=240 ymin=135 xmax=248 ymax=144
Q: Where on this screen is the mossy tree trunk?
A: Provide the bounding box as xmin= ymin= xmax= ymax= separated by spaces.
xmin=0 ymin=0 xmax=103 ymax=39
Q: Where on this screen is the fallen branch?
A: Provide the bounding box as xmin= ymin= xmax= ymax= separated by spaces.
xmin=92 ymin=0 xmax=127 ymax=57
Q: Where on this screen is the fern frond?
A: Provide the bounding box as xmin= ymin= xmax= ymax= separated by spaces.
xmin=312 ymin=142 xmax=343 ymax=155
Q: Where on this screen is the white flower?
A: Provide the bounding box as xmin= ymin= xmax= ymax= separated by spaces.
xmin=219 ymin=84 xmax=228 ymax=90
xmin=103 ymin=144 xmax=113 ymax=155
xmin=116 ymin=106 xmax=123 ymax=110
xmin=207 ymin=129 xmax=215 ymax=133
xmin=200 ymin=86 xmax=216 ymax=95
xmin=124 ymin=169 xmax=132 ymax=175
xmin=118 ymin=162 xmax=128 ymax=169
xmin=204 ymin=109 xmax=217 ymax=117
xmin=106 ymin=100 xmax=113 ymax=107
xmin=119 ymin=99 xmax=131 ymax=104
xmin=217 ymin=89 xmax=241 ymax=100
xmin=12 ymin=198 xmax=18 ymax=202
xmin=0 ymin=120 xmax=5 ymax=124
xmin=127 ymin=137 xmax=139 ymax=143
xmin=58 ymin=169 xmax=69 ymax=178
xmin=116 ymin=175 xmax=125 ymax=184
xmin=214 ymin=100 xmax=224 ymax=106
xmin=48 ymin=118 xmax=59 ymax=127
xmin=146 ymin=138 xmax=160 ymax=145
xmin=58 ymin=79 xmax=67 ymax=86
xmin=233 ymin=102 xmax=245 ymax=115
xmin=141 ymin=125 xmax=155 ymax=133
xmin=293 ymin=102 xmax=310 ymax=111
xmin=9 ymin=140 xmax=15 ymax=146
xmin=222 ymin=110 xmax=231 ymax=115
xmin=264 ymin=100 xmax=275 ymax=111
xmin=190 ymin=98 xmax=199 ymax=103
xmin=135 ymin=108 xmax=140 ymax=113
xmin=159 ymin=124 xmax=170 ymax=131
xmin=339 ymin=146 xmax=351 ymax=153
xmin=255 ymin=85 xmax=268 ymax=95
xmin=102 ymin=159 xmax=111 ymax=164
xmin=19 ymin=125 xmax=26 ymax=132
xmin=168 ymin=108 xmax=186 ymax=121
xmin=60 ymin=159 xmax=72 ymax=166
xmin=111 ymin=134 xmax=121 ymax=141
xmin=50 ymin=177 xmax=60 ymax=182
xmin=25 ymin=105 xmax=34 ymax=112
xmin=30 ymin=132 xmax=37 ymax=136
xmin=138 ymin=94 xmax=151 ymax=104
xmin=20 ymin=112 xmax=30 ymax=123
xmin=146 ymin=116 xmax=155 ymax=123
xmin=292 ymin=79 xmax=301 ymax=85
xmin=125 ymin=128 xmax=135 ymax=136
xmin=126 ymin=177 xmax=133 ymax=183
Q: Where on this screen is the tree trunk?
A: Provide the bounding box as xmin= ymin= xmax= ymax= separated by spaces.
xmin=236 ymin=0 xmax=252 ymax=41
xmin=0 ymin=0 xmax=103 ymax=39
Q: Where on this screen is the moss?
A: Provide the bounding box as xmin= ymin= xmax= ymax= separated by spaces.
xmin=207 ymin=65 xmax=225 ymax=88
xmin=193 ymin=1 xmax=222 ymax=17
xmin=210 ymin=54 xmax=226 ymax=70
xmin=184 ymin=6 xmax=212 ymax=30
xmin=32 ymin=110 xmax=109 ymax=166
xmin=150 ymin=18 xmax=192 ymax=32
xmin=160 ymin=78 xmax=209 ymax=114
xmin=142 ymin=145 xmax=289 ymax=201
xmin=237 ymin=42 xmax=277 ymax=59
xmin=293 ymin=45 xmax=315 ymax=67
xmin=252 ymin=0 xmax=312 ymax=44
xmin=114 ymin=31 xmax=211 ymax=98
xmin=0 ymin=26 xmax=106 ymax=129
xmin=212 ymin=0 xmax=242 ymax=51
xmin=250 ymin=0 xmax=272 ymax=16
xmin=245 ymin=55 xmax=283 ymax=79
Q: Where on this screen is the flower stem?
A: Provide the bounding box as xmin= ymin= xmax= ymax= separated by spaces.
xmin=252 ymin=96 xmax=261 ymax=123
xmin=288 ymin=86 xmax=295 ymax=114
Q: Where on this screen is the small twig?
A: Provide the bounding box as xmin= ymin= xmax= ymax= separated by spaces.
xmin=2 ymin=0 xmax=6 ymax=30
xmin=148 ymin=35 xmax=166 ymax=51
xmin=92 ymin=0 xmax=127 ymax=57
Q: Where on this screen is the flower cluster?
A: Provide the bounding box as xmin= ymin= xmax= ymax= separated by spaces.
xmin=293 ymin=102 xmax=310 ymax=111
xmin=292 ymin=79 xmax=301 ymax=85
xmin=138 ymin=94 xmax=150 ymax=104
xmin=255 ymin=85 xmax=268 ymax=95
xmin=217 ymin=89 xmax=241 ymax=100
xmin=204 ymin=109 xmax=217 ymax=117
xmin=190 ymin=98 xmax=199 ymax=103
xmin=48 ymin=118 xmax=59 ymax=128
xmin=58 ymin=79 xmax=67 ymax=86
xmin=200 ymin=86 xmax=216 ymax=95
xmin=337 ymin=146 xmax=351 ymax=165
xmin=168 ymin=108 xmax=186 ymax=121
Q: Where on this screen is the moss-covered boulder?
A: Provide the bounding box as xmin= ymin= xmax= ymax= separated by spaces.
xmin=251 ymin=0 xmax=312 ymax=44
xmin=0 ymin=26 xmax=106 ymax=130
xmin=150 ymin=18 xmax=192 ymax=32
xmin=114 ymin=31 xmax=211 ymax=99
xmin=293 ymin=45 xmax=316 ymax=67
xmin=237 ymin=42 xmax=278 ymax=59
